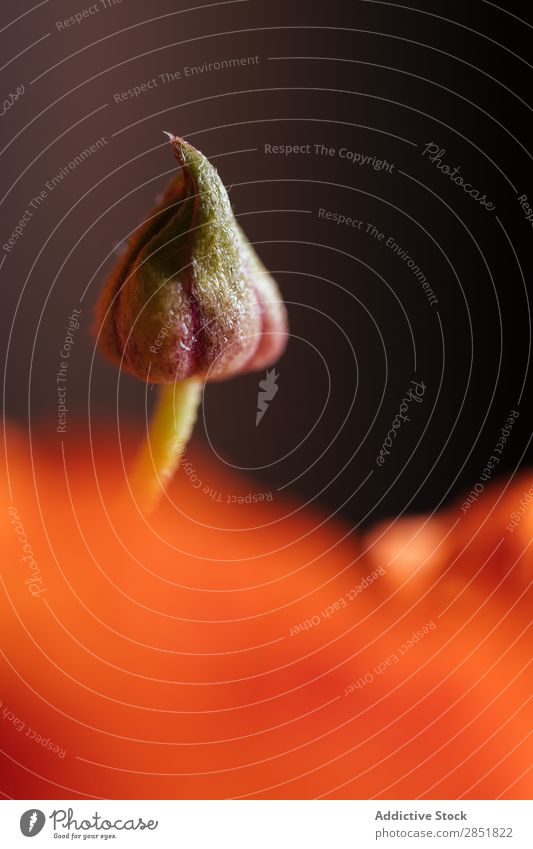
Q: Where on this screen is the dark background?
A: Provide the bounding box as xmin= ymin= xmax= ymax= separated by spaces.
xmin=1 ymin=0 xmax=531 ymax=525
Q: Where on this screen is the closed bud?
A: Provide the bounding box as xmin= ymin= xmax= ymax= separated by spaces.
xmin=95 ymin=133 xmax=288 ymax=383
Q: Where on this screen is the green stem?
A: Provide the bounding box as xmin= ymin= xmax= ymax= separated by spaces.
xmin=129 ymin=378 xmax=202 ymax=514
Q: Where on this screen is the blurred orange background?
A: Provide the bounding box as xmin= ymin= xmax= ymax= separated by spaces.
xmin=1 ymin=422 xmax=531 ymax=799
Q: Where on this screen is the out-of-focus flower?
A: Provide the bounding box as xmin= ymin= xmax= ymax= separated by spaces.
xmin=1 ymin=422 xmax=531 ymax=799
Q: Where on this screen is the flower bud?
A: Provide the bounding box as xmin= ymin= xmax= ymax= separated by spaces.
xmin=95 ymin=134 xmax=288 ymax=383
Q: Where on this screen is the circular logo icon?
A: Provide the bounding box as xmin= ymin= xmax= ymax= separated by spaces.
xmin=20 ymin=810 xmax=46 ymax=837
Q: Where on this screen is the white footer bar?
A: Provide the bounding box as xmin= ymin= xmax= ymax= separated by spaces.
xmin=1 ymin=799 xmax=531 ymax=848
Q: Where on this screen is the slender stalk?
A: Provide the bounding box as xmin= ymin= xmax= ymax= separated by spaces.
xmin=128 ymin=378 xmax=202 ymax=514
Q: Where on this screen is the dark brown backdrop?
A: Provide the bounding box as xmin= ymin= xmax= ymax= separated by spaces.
xmin=1 ymin=0 xmax=531 ymax=524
